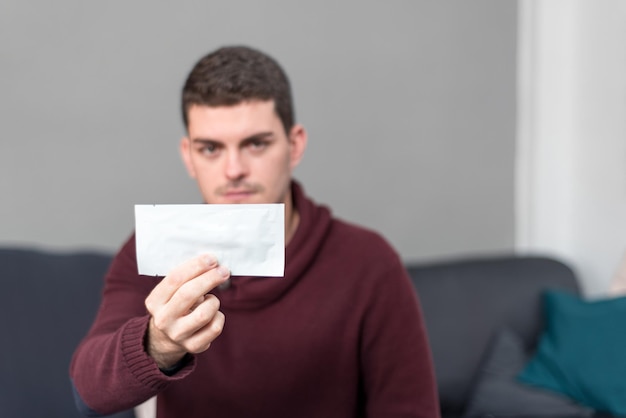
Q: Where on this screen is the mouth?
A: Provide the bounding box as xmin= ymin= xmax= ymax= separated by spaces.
xmin=216 ymin=182 xmax=263 ymax=203
xmin=221 ymin=189 xmax=256 ymax=202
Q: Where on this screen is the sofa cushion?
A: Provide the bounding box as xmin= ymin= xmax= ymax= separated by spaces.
xmin=464 ymin=328 xmax=592 ymax=417
xmin=518 ymin=290 xmax=626 ymax=416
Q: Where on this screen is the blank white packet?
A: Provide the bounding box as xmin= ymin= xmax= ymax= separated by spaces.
xmin=135 ymin=204 xmax=284 ymax=277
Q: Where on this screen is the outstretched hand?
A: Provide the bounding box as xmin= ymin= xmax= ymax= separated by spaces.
xmin=144 ymin=254 xmax=230 ymax=369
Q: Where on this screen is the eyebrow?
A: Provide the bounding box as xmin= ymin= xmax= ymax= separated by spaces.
xmin=191 ymin=131 xmax=275 ymax=144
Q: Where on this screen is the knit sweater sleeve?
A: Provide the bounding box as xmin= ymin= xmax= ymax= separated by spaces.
xmin=69 ymin=235 xmax=196 ymax=416
xmin=360 ymin=246 xmax=441 ymax=418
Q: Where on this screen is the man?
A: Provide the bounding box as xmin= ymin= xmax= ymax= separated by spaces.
xmin=70 ymin=46 xmax=440 ymax=417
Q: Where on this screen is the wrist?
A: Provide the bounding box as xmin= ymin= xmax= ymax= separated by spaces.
xmin=145 ymin=318 xmax=187 ymax=369
xmin=159 ymin=353 xmax=192 ymax=376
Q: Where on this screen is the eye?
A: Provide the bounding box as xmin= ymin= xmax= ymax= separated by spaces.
xmin=196 ymin=142 xmax=221 ymax=157
xmin=246 ymin=138 xmax=269 ymax=153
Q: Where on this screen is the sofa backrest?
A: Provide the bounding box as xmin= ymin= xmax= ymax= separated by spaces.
xmin=407 ymin=255 xmax=580 ymax=417
xmin=2 ymin=248 xmax=579 ymax=417
xmin=0 ymin=248 xmax=134 ymax=418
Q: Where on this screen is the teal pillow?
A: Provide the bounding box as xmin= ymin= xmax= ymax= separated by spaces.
xmin=518 ymin=289 xmax=626 ymax=416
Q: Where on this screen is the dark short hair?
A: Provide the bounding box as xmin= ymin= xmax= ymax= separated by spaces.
xmin=181 ymin=46 xmax=295 ymax=134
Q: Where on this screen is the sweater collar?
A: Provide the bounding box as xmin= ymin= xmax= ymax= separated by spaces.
xmin=215 ymin=180 xmax=333 ymax=310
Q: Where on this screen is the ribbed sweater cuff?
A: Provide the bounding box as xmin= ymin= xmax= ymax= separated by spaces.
xmin=120 ymin=315 xmax=196 ymax=391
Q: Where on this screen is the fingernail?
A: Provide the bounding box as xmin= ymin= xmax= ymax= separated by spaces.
xmin=205 ymin=255 xmax=217 ymax=266
xmin=217 ymin=265 xmax=230 ymax=278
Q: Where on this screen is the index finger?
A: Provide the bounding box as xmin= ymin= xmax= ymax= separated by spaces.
xmin=147 ymin=254 xmax=219 ymax=307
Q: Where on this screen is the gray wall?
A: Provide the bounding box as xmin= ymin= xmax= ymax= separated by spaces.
xmin=0 ymin=1 xmax=517 ymax=263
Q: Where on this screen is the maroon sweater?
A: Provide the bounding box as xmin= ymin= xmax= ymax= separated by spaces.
xmin=70 ymin=183 xmax=440 ymax=417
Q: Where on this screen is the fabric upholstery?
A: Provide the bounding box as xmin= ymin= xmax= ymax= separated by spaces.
xmin=407 ymin=255 xmax=580 ymax=417
xmin=2 ymin=248 xmax=585 ymax=418
xmin=0 ymin=248 xmax=134 ymax=418
xmin=464 ymin=328 xmax=592 ymax=417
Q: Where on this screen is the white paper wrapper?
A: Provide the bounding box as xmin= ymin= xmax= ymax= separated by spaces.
xmin=135 ymin=204 xmax=284 ymax=277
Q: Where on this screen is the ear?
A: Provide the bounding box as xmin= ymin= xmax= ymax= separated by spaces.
xmin=180 ymin=137 xmax=197 ymax=179
xmin=287 ymin=124 xmax=307 ymax=170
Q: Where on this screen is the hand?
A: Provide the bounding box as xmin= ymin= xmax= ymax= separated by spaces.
xmin=144 ymin=254 xmax=230 ymax=369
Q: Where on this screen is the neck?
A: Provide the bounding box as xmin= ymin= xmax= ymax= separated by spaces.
xmin=284 ymin=190 xmax=300 ymax=245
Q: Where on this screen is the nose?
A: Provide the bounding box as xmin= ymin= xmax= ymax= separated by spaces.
xmin=224 ymin=150 xmax=248 ymax=181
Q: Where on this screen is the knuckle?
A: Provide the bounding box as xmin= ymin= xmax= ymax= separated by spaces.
xmin=205 ymin=294 xmax=221 ymax=310
xmin=152 ymin=313 xmax=168 ymax=331
xmin=176 ymin=283 xmax=197 ymax=301
xmin=210 ymin=319 xmax=224 ymax=336
xmin=164 ymin=269 xmax=186 ymax=287
xmin=193 ymin=306 xmax=212 ymax=325
xmin=194 ymin=255 xmax=208 ymax=271
xmin=169 ymin=329 xmax=185 ymax=343
xmin=185 ymin=339 xmax=210 ymax=354
xmin=145 ymin=299 xmax=155 ymax=314
xmin=211 ymin=311 xmax=225 ymax=335
xmin=188 ymin=254 xmax=215 ymax=277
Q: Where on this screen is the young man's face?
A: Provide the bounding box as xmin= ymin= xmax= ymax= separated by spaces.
xmin=180 ymin=101 xmax=306 ymax=209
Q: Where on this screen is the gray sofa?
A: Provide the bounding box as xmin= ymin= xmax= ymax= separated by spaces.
xmin=0 ymin=248 xmax=592 ymax=417
xmin=407 ymin=256 xmax=590 ymax=418
xmin=0 ymin=248 xmax=134 ymax=418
